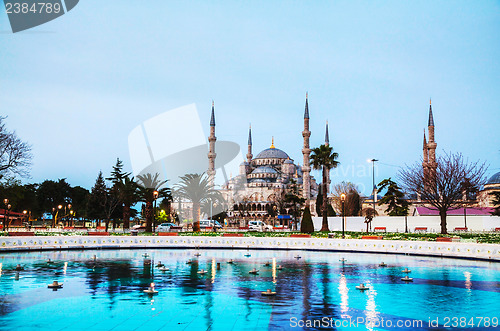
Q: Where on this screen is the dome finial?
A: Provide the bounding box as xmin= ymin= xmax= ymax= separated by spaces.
xmin=270 ymin=136 xmax=275 ymax=149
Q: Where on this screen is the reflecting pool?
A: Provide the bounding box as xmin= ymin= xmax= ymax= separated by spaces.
xmin=0 ymin=249 xmax=499 ymax=330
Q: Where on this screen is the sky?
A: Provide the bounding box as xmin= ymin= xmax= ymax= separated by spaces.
xmin=0 ymin=1 xmax=499 ymax=195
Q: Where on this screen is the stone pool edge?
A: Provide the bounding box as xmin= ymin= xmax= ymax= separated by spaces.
xmin=1 ymin=236 xmax=499 ymax=262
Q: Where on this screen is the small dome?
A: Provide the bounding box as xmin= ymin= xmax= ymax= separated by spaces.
xmin=255 ymin=148 xmax=289 ymax=159
xmin=284 ymin=159 xmax=293 ymax=164
xmin=251 ymin=166 xmax=277 ymax=174
xmin=487 ymin=171 xmax=500 ymax=185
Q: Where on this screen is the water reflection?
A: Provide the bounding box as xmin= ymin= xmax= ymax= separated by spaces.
xmin=338 ymin=273 xmax=349 ymax=317
xmin=0 ymin=250 xmax=498 ymax=331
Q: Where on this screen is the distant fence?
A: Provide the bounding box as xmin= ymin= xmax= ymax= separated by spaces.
xmin=312 ymin=215 xmax=500 ymax=233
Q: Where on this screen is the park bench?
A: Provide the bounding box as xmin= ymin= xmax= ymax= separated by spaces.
xmin=361 ymin=236 xmax=383 ymax=240
xmin=8 ymin=232 xmax=34 ymax=236
xmin=374 ymin=227 xmax=386 ymax=233
xmin=238 ymin=226 xmax=249 ymax=230
xmin=414 ymin=227 xmax=428 ymax=233
xmin=454 ymin=227 xmax=468 ymax=232
xmin=88 ymin=231 xmax=109 ymax=236
xmin=290 ymin=234 xmax=311 ymax=238
xmin=436 ymin=237 xmax=452 ymax=242
xmin=223 ymin=233 xmax=244 ymax=237
xmin=158 ymin=232 xmax=178 ymax=236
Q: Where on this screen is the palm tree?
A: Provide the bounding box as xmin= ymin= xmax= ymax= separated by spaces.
xmin=310 ymin=144 xmax=339 ymax=232
xmin=116 ymin=176 xmax=140 ymax=229
xmin=136 ymin=173 xmax=170 ymax=232
xmin=174 ymin=173 xmax=223 ymax=232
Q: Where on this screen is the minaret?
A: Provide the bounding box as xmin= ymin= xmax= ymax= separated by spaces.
xmin=246 ymin=124 xmax=253 ymax=163
xmin=208 ymin=101 xmax=217 ymax=186
xmin=324 ymin=120 xmax=331 ymax=194
xmin=422 ymin=130 xmax=429 ymax=184
xmin=302 ymin=93 xmax=311 ymax=201
xmin=427 ymin=99 xmax=437 ymax=176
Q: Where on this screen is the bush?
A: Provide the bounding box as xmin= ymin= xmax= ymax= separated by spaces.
xmin=300 ymin=207 xmax=314 ymax=233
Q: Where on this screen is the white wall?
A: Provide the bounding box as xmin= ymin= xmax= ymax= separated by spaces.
xmin=312 ymin=216 xmax=500 ymax=233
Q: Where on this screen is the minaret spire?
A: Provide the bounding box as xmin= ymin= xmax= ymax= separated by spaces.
xmin=246 ymin=124 xmax=253 ymax=163
xmin=304 ymin=92 xmax=310 ymax=119
xmin=325 ymin=120 xmax=329 ymax=146
xmin=325 ymin=120 xmax=331 ymax=194
xmin=302 ymin=92 xmax=311 ymax=202
xmin=208 ymin=101 xmax=217 ymax=186
xmin=428 ymin=99 xmax=434 ymax=127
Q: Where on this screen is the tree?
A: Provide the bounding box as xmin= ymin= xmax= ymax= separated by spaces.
xmin=399 ymin=152 xmax=487 ymax=234
xmin=107 ymin=158 xmax=129 ymax=184
xmin=137 ymin=173 xmax=170 ymax=232
xmin=36 ymin=179 xmax=72 ymax=226
xmin=117 ymin=176 xmax=140 ymax=229
xmin=300 ymin=206 xmax=314 ymax=233
xmin=284 ymin=192 xmax=305 ymax=230
xmin=315 ymin=187 xmax=323 ymax=217
xmin=316 ymin=188 xmax=336 ymax=217
xmin=88 ymin=171 xmax=107 ymax=227
xmin=174 ymin=173 xmax=222 ymax=232
xmin=378 ymin=178 xmax=410 ymax=216
xmin=378 ymin=178 xmax=411 ymax=232
xmin=107 ymin=158 xmax=140 ymax=229
xmin=310 ymin=144 xmax=339 ymax=232
xmin=361 ymin=207 xmax=377 ymax=233
xmin=70 ymin=186 xmax=90 ymax=223
xmin=0 ymin=117 xmax=32 ymax=178
xmin=332 ymin=182 xmax=362 ymax=216
xmin=490 ymin=191 xmax=500 ymax=216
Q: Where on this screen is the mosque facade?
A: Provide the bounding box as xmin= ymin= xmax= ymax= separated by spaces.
xmin=207 ymin=94 xmax=321 ymax=219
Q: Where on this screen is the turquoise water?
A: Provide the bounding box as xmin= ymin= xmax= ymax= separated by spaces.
xmin=0 ymin=249 xmax=499 ymax=330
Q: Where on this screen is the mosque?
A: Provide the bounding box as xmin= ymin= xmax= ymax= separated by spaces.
xmin=207 ymin=94 xmax=322 ymax=219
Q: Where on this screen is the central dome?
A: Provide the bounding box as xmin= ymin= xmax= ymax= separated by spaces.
xmin=255 ymin=148 xmax=289 ymax=159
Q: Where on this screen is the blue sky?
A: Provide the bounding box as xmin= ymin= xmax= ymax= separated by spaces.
xmin=0 ymin=1 xmax=499 ymax=194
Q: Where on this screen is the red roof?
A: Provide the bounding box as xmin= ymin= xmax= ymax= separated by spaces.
xmin=415 ymin=206 xmax=495 ymax=216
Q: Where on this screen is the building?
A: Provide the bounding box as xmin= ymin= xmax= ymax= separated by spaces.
xmin=215 ymin=94 xmax=320 ymax=220
xmin=478 ymin=172 xmax=500 ymax=208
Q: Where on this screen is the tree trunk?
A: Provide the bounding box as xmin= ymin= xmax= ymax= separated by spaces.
xmin=145 ymin=200 xmax=153 ymax=232
xmin=105 ymin=219 xmax=109 ymax=232
xmin=192 ymin=202 xmax=200 ymax=232
xmin=123 ymin=204 xmax=130 ymax=229
xmin=439 ymin=209 xmax=448 ymax=234
xmin=320 ymin=166 xmax=329 ymax=232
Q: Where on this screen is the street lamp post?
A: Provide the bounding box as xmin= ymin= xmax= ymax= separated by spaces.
xmin=153 ymin=190 xmax=159 ymax=232
xmin=3 ymin=198 xmax=9 ymax=231
xmin=369 ymin=159 xmax=378 ymax=232
xmin=341 ymin=193 xmax=346 ymax=239
xmin=57 ymin=205 xmax=62 ymax=228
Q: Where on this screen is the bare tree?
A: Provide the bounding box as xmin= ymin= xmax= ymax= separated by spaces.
xmin=399 ymin=152 xmax=487 ymax=234
xmin=0 ymin=117 xmax=32 ymax=178
xmin=331 ymin=181 xmax=362 ymax=216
